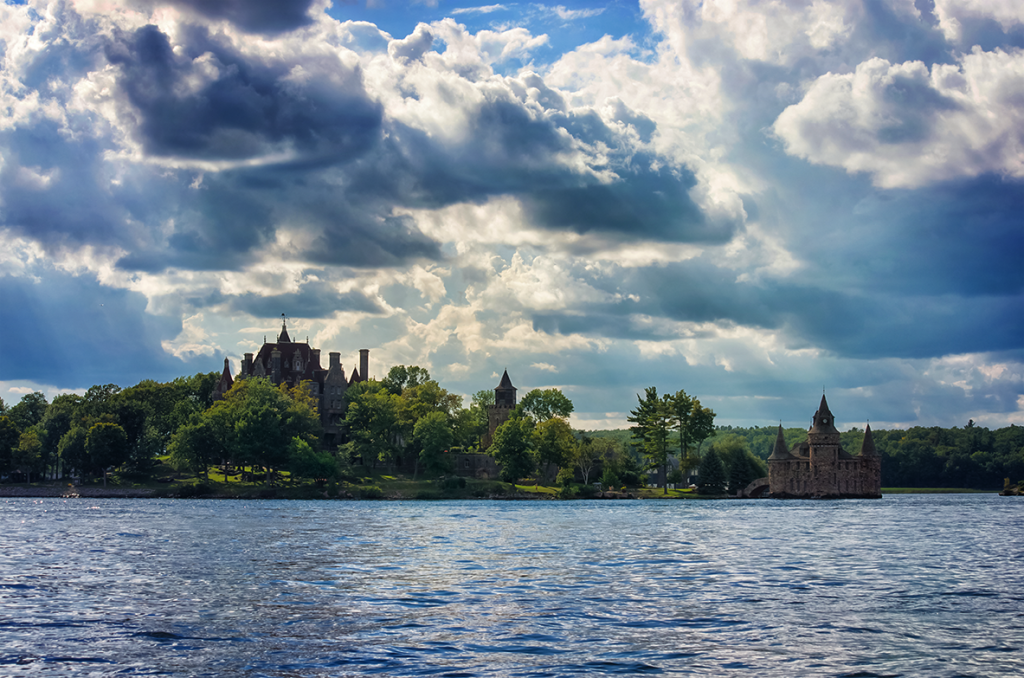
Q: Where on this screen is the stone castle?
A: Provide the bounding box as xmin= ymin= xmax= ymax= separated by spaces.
xmin=213 ymin=318 xmax=369 ymax=446
xmin=767 ymin=394 xmax=881 ymax=499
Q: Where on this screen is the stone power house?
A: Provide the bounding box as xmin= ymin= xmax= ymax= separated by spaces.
xmin=767 ymin=394 xmax=881 ymax=499
xmin=213 ymin=319 xmax=369 ymax=446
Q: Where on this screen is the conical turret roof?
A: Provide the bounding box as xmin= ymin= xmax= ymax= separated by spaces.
xmin=768 ymin=424 xmax=793 ymax=460
xmin=278 ymin=318 xmax=291 ymax=343
xmin=497 ymin=369 xmax=515 ymax=390
xmin=809 ymin=393 xmax=839 ymax=433
xmin=861 ymin=422 xmax=878 ymax=457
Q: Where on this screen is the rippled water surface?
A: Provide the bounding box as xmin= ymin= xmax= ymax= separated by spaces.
xmin=1 ymin=495 xmax=1022 ymax=676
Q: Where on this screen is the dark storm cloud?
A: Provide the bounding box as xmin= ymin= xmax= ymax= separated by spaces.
xmin=0 ymin=271 xmax=195 ymax=388
xmin=104 ymin=23 xmax=383 ymax=163
xmin=837 ymin=175 xmax=1024 ymax=297
xmin=347 ymin=102 xmax=726 ymax=243
xmin=0 ymin=122 xmax=128 ymax=248
xmin=529 ymin=254 xmax=1024 ymax=361
xmin=133 ymin=0 xmax=320 ymax=35
xmin=224 ymin=282 xmax=385 ymax=318
xmin=3 ymin=7 xmax=730 ymax=280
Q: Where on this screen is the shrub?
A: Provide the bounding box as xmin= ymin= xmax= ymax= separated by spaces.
xmin=556 ymin=466 xmax=576 ymax=487
xmin=177 ymin=482 xmax=211 ymax=498
xmin=557 ymin=485 xmax=578 ymax=499
xmin=359 ymin=485 xmax=384 ymax=499
xmin=439 ymin=476 xmax=466 ymax=490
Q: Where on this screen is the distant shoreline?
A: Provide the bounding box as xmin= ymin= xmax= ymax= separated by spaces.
xmin=0 ymin=485 xmax=1001 ymax=500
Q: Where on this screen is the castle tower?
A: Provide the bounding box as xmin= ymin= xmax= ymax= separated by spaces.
xmin=808 ymin=393 xmax=841 ymax=496
xmin=483 ymin=370 xmax=517 ymax=450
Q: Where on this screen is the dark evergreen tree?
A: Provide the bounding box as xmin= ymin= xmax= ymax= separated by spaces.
xmin=697 ymin=449 xmax=728 ymax=495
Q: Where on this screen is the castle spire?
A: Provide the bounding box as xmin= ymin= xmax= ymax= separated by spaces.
xmin=768 ymin=424 xmax=792 ymax=460
xmin=497 ymin=369 xmax=514 ymax=390
xmin=810 ymin=392 xmax=838 ymax=433
xmin=278 ymin=313 xmax=291 ymax=343
xmin=861 ymin=422 xmax=878 ymax=457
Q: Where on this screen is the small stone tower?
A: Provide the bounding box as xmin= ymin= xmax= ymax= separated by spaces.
xmin=483 ymin=369 xmax=517 ymax=450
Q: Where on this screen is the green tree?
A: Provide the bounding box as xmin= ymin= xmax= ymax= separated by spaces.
xmin=600 ymin=465 xmax=620 ymax=489
xmin=39 ymin=394 xmax=84 ymax=479
xmin=381 ymin=365 xmax=431 ymax=395
xmin=58 ymin=427 xmax=90 ymax=480
xmin=14 ymin=428 xmax=43 ymax=482
xmin=697 ymin=449 xmax=728 ymax=495
xmin=219 ymin=378 xmax=321 ymax=484
xmin=668 ymin=389 xmax=716 ymax=469
xmin=168 ymin=419 xmax=228 ymax=480
xmin=515 ymin=388 xmax=574 ymax=423
xmin=86 ymin=422 xmax=129 ymax=485
xmin=466 ymin=389 xmax=495 ymax=447
xmin=628 ymin=387 xmax=673 ymax=494
xmin=0 ymin=416 xmax=20 ymax=478
xmin=345 ymin=384 xmax=403 ymax=469
xmin=712 ymin=436 xmax=767 ymax=494
xmin=289 ymin=437 xmax=340 ymax=487
xmin=573 ymin=434 xmax=606 ymax=485
xmin=414 ymin=411 xmax=453 ymax=476
xmin=491 ymin=418 xmax=535 ymax=485
xmin=532 ymin=417 xmax=575 ymax=484
xmin=8 ymin=392 xmax=48 ymax=431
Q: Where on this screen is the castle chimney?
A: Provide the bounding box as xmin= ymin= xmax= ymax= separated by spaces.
xmin=359 ymin=349 xmax=369 ymax=381
xmin=329 ymin=352 xmax=341 ymax=369
xmin=311 ymin=348 xmax=321 ymax=369
xmin=243 ymin=353 xmax=253 ymax=377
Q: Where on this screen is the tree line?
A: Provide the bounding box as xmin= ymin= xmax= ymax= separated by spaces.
xmin=4 ymin=370 xmax=1015 ymax=491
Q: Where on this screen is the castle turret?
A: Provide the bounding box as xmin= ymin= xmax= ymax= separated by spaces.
xmin=213 ymin=357 xmax=234 ymax=401
xmin=861 ymin=422 xmax=877 ymax=457
xmin=495 ymin=369 xmax=516 ymax=407
xmin=768 ymin=424 xmax=792 ymax=460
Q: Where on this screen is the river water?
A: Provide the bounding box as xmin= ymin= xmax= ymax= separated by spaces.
xmin=1 ymin=495 xmax=1021 ymax=676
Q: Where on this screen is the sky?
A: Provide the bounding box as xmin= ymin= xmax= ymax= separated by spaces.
xmin=1 ymin=0 xmax=1022 ymax=431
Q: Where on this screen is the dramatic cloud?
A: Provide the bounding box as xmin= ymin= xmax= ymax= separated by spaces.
xmin=1 ymin=0 xmax=1021 ymax=429
xmin=773 ymin=48 xmax=1024 ymax=188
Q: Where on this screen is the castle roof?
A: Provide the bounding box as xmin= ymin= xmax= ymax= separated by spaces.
xmin=278 ymin=319 xmax=291 ymax=343
xmin=252 ymin=340 xmax=324 ymax=386
xmin=768 ymin=424 xmax=793 ymax=460
xmin=809 ymin=393 xmax=839 ymax=434
xmin=497 ymin=369 xmax=515 ymax=390
xmin=861 ymin=422 xmax=878 ymax=457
